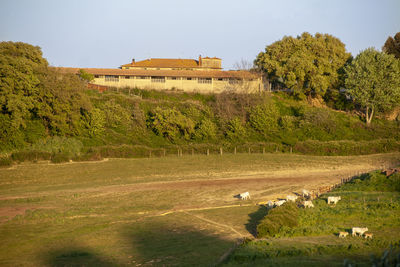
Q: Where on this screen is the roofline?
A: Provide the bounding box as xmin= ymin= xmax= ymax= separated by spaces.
xmin=53 ymin=67 xmax=261 ymax=79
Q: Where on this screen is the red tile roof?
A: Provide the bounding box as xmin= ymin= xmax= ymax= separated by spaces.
xmin=55 ymin=67 xmax=260 ymax=79
xmin=121 ymin=57 xmax=222 ymax=69
xmin=121 ymin=58 xmax=200 ymax=68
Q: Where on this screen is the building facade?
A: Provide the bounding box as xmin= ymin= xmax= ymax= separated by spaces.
xmin=58 ymin=56 xmax=264 ymax=93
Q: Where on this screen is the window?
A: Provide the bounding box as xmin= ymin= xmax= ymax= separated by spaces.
xmin=105 ymin=75 xmax=119 ymax=82
xmin=151 ymin=76 xmax=165 ymax=83
xmin=217 ymin=78 xmax=223 ymax=81
xmin=137 ymin=76 xmax=149 ymax=79
xmin=198 ymin=78 xmax=212 ymax=84
xmin=94 ymin=75 xmax=100 ymax=78
xmin=167 ymin=77 xmax=179 ymax=80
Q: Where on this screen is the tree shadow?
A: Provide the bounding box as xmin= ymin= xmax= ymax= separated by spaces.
xmin=245 ymin=205 xmax=269 ymax=237
xmin=122 ymin=221 xmax=234 ymax=266
xmin=45 ymin=246 xmax=117 ymax=267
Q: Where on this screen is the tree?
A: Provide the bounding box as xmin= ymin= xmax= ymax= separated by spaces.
xmin=344 ymin=48 xmax=400 ymax=124
xmin=255 ymin=32 xmax=351 ymax=98
xmin=383 ymin=32 xmax=400 ymax=59
xmin=79 ymin=69 xmax=94 ymax=82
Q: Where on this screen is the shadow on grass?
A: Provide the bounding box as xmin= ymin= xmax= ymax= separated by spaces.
xmin=245 ymin=205 xmax=269 ymax=237
xmin=123 ymin=220 xmax=234 ymax=266
xmin=46 ymin=247 xmax=116 ymax=267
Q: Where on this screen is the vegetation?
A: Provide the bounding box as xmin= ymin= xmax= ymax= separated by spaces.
xmin=1 ymin=38 xmax=400 ymax=165
xmin=344 ymin=48 xmax=400 ymax=124
xmin=383 ymin=32 xmax=400 ymax=59
xmin=255 ymin=32 xmax=351 ymax=99
xmin=224 ymin=170 xmax=400 ymax=266
xmin=0 ymin=153 xmax=399 ymax=266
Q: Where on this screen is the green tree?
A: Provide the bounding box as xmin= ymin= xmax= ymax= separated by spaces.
xmin=225 ymin=117 xmax=247 ymax=142
xmin=255 ymin=32 xmax=351 ymax=99
xmin=344 ymin=48 xmax=400 ymax=124
xmin=0 ymin=42 xmax=47 ymax=130
xmin=248 ymin=102 xmax=279 ymax=135
xmin=79 ymin=69 xmax=94 ymax=82
xmin=383 ymin=32 xmax=400 ymax=59
xmin=147 ymin=107 xmax=195 ymax=142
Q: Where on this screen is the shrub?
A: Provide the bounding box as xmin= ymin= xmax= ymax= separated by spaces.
xmin=257 ymin=202 xmax=299 ymax=238
xmin=249 ymin=102 xmax=280 ymax=135
xmin=225 ymin=117 xmax=247 ymax=142
xmin=0 ymin=156 xmax=12 ymax=167
xmin=11 ymin=150 xmax=51 ymax=162
xmin=147 ymin=107 xmax=195 ymax=142
xmin=194 ymin=119 xmax=217 ymax=141
xmin=50 ymin=153 xmax=70 ymax=163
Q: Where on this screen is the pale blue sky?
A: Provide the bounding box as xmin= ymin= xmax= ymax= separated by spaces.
xmin=1 ymin=0 xmax=399 ymax=69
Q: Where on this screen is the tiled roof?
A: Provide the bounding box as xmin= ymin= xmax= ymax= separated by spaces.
xmin=121 ymin=58 xmax=200 ymax=68
xmin=55 ymin=67 xmax=260 ymax=79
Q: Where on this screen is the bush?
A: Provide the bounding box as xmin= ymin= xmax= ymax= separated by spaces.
xmin=339 ymin=171 xmax=400 ymax=192
xmin=225 ymin=117 xmax=247 ymax=142
xmin=249 ymin=102 xmax=280 ymax=135
xmin=11 ymin=150 xmax=51 ymax=162
xmin=0 ymin=156 xmax=12 ymax=167
xmin=50 ymin=153 xmax=70 ymax=163
xmin=147 ymin=107 xmax=195 ymax=142
xmin=257 ymin=202 xmax=299 ymax=238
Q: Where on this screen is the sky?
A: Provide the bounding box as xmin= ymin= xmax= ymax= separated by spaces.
xmin=0 ymin=0 xmax=399 ymax=70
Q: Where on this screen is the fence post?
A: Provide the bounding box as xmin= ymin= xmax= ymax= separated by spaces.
xmin=263 ymin=147 xmax=265 ymax=154
xmin=220 ymin=147 xmax=223 ymax=156
xmin=248 ymin=147 xmax=251 ymax=154
xmin=290 ymin=146 xmax=293 ymax=154
xmin=275 ymin=145 xmax=278 ymax=153
xmin=149 ymin=150 xmax=152 ymax=158
xmin=207 ymin=149 xmax=209 ymax=156
xmin=234 ymin=147 xmax=237 ymax=155
xmin=163 ymin=149 xmax=166 ymax=157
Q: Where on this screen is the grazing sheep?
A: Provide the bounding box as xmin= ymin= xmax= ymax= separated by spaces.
xmin=339 ymin=231 xmax=349 ymax=238
xmin=302 ymin=189 xmax=311 ymax=198
xmin=239 ymin=192 xmax=250 ymax=200
xmin=303 ymin=200 xmax=314 ymax=208
xmin=267 ymin=201 xmax=275 ymax=208
xmin=364 ymin=233 xmax=373 ymax=239
xmin=275 ymin=200 xmax=286 ymax=206
xmin=286 ymin=195 xmax=298 ymax=202
xmin=352 ymin=227 xmax=368 ymax=237
xmin=327 ymin=196 xmax=341 ymax=205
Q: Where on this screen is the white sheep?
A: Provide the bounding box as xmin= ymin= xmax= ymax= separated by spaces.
xmin=286 ymin=195 xmax=298 ymax=202
xmin=303 ymin=200 xmax=314 ymax=208
xmin=352 ymin=227 xmax=368 ymax=237
xmin=327 ymin=196 xmax=341 ymax=205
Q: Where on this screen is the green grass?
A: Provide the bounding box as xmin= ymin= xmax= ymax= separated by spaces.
xmin=223 ymin=171 xmax=400 ymax=266
xmin=1 ymin=153 xmax=400 ymax=266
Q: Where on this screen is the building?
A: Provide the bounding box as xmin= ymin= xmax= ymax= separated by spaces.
xmin=121 ymin=56 xmax=222 ymax=71
xmin=58 ymin=56 xmax=264 ymax=94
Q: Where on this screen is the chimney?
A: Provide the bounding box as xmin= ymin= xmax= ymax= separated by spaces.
xmin=199 ymin=55 xmax=202 ymax=66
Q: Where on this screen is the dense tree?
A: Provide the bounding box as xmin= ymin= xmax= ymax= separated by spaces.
xmin=0 ymin=41 xmax=93 ymax=149
xmin=255 ymin=32 xmax=351 ymax=99
xmin=383 ymin=32 xmax=400 ymax=59
xmin=344 ymin=48 xmax=400 ymax=124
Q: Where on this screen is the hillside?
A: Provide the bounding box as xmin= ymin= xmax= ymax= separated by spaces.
xmin=223 ymin=170 xmax=400 ymax=266
xmin=1 ymin=42 xmax=400 ymax=166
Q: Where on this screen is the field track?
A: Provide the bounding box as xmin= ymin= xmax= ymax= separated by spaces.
xmin=0 ymin=153 xmax=399 ymax=266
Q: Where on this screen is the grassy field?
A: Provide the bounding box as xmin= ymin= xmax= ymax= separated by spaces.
xmin=224 ymin=171 xmax=400 ymax=266
xmin=0 ymin=153 xmax=400 ymax=266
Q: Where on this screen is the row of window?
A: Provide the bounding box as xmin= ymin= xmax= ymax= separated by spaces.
xmin=97 ymin=75 xmax=250 ymax=82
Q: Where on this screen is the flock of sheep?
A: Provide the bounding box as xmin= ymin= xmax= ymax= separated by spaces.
xmin=237 ymin=188 xmax=373 ymax=239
